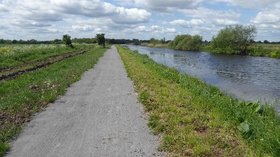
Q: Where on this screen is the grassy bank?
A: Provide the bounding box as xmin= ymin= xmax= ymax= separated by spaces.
xmin=249 ymin=44 xmax=280 ymax=58
xmin=139 ymin=42 xmax=280 ymax=59
xmin=0 ymin=45 xmax=106 ymax=156
xmin=117 ymin=46 xmax=280 ymax=157
xmin=201 ymin=43 xmax=280 ymax=58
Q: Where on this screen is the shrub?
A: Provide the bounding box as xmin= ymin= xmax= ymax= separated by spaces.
xmin=169 ymin=34 xmax=203 ymax=51
xmin=211 ymin=25 xmax=256 ymax=55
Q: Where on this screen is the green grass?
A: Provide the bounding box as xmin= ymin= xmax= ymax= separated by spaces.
xmin=0 ymin=45 xmax=106 ymax=156
xmin=248 ymin=44 xmax=280 ymax=58
xmin=117 ymin=45 xmax=280 ymax=157
xmin=0 ymin=44 xmax=93 ymax=69
xmin=201 ymin=43 xmax=280 ymax=58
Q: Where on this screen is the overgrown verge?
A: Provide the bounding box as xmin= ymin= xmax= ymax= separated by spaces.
xmin=0 ymin=44 xmax=85 ymax=69
xmin=117 ymin=45 xmax=280 ymax=157
xmin=0 ymin=46 xmax=106 ymax=156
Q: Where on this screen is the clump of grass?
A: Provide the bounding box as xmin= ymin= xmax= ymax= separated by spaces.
xmin=0 ymin=45 xmax=106 ymax=156
xmin=117 ymin=45 xmax=280 ymax=157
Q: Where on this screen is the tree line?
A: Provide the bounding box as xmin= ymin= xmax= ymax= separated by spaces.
xmin=165 ymin=25 xmax=257 ymax=54
xmin=144 ymin=25 xmax=280 ymax=57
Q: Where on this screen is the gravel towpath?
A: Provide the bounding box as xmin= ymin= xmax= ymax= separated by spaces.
xmin=6 ymin=46 xmax=163 ymax=157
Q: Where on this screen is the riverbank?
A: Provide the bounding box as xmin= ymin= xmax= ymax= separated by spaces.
xmin=0 ymin=45 xmax=106 ymax=156
xmin=141 ymin=42 xmax=168 ymax=48
xmin=202 ymin=43 xmax=280 ymax=58
xmin=117 ymin=45 xmax=280 ymax=156
xmin=139 ymin=43 xmax=280 ymax=59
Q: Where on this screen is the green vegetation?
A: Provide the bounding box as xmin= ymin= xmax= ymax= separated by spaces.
xmin=0 ymin=45 xmax=106 ymax=156
xmin=62 ymin=34 xmax=73 ymax=48
xmin=0 ymin=44 xmax=86 ymax=69
xmin=141 ymin=24 xmax=279 ymax=58
xmin=72 ymin=38 xmax=97 ymax=44
xmin=169 ymin=34 xmax=203 ymax=51
xmin=210 ymin=25 xmax=256 ymax=55
xmin=248 ymin=44 xmax=280 ymax=58
xmin=117 ymin=45 xmax=280 ymax=157
xmin=96 ymin=34 xmax=106 ymax=48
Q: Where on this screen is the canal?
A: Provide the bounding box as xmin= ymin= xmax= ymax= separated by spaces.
xmin=127 ymin=45 xmax=280 ymax=112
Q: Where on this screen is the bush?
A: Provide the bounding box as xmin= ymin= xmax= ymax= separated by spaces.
xmin=62 ymin=34 xmax=73 ymax=48
xmin=169 ymin=34 xmax=203 ymax=51
xmin=96 ymin=34 xmax=105 ymax=48
xmin=211 ymin=25 xmax=256 ymax=55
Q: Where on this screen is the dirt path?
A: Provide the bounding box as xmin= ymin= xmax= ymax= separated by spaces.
xmin=6 ymin=46 xmax=163 ymax=157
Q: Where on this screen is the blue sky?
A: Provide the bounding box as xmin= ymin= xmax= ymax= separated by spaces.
xmin=0 ymin=0 xmax=279 ymax=41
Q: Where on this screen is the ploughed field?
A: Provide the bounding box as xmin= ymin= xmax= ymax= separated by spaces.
xmin=0 ymin=44 xmax=95 ymax=80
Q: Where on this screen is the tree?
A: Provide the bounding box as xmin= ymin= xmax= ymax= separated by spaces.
xmin=263 ymin=40 xmax=269 ymax=44
xmin=96 ymin=34 xmax=105 ymax=48
xmin=212 ymin=25 xmax=256 ymax=55
xmin=62 ymin=34 xmax=73 ymax=48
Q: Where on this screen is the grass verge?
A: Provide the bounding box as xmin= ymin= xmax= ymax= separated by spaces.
xmin=117 ymin=45 xmax=280 ymax=157
xmin=0 ymin=46 xmax=106 ymax=156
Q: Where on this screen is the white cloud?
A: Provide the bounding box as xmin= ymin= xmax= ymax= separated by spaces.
xmin=170 ymin=7 xmax=240 ymax=38
xmin=1 ymin=0 xmax=151 ymax=29
xmin=113 ymin=7 xmax=151 ymax=24
xmin=125 ymin=25 xmax=176 ymax=34
xmin=214 ymin=19 xmax=238 ymax=26
xmin=170 ymin=19 xmax=204 ymax=27
xmin=181 ymin=7 xmax=240 ymax=21
xmin=0 ymin=0 xmax=279 ymax=41
xmin=214 ymin=0 xmax=279 ymax=8
xmin=0 ymin=0 xmax=151 ymax=39
xmin=118 ymin=0 xmax=203 ymax=11
xmin=251 ymin=2 xmax=280 ymax=40
xmin=253 ymin=11 xmax=280 ymax=24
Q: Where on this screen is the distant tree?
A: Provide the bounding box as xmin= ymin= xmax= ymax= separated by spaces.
xmin=62 ymin=34 xmax=73 ymax=48
xmin=96 ymin=34 xmax=105 ymax=48
xmin=28 ymin=39 xmax=38 ymax=44
xmin=211 ymin=25 xmax=256 ymax=55
xmin=53 ymin=39 xmax=62 ymax=44
xmin=263 ymin=40 xmax=270 ymax=44
xmin=12 ymin=40 xmax=18 ymax=44
xmin=132 ymin=39 xmax=141 ymax=45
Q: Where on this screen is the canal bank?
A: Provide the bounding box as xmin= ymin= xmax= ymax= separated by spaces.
xmin=117 ymin=45 xmax=280 ymax=157
xmin=127 ymin=45 xmax=280 ymax=112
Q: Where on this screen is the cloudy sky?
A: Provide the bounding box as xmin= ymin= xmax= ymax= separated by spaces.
xmin=0 ymin=0 xmax=279 ymax=41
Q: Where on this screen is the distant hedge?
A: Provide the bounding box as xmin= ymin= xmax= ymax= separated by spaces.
xmin=169 ymin=34 xmax=203 ymax=51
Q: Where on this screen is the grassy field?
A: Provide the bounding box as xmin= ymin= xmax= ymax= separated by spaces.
xmin=0 ymin=44 xmax=92 ymax=69
xmin=248 ymin=44 xmax=280 ymax=58
xmin=117 ymin=46 xmax=280 ymax=157
xmin=0 ymin=45 xmax=107 ymax=156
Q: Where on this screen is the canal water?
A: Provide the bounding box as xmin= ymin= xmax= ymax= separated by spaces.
xmin=127 ymin=45 xmax=280 ymax=112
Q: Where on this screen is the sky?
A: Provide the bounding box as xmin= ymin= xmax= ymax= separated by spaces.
xmin=0 ymin=0 xmax=280 ymax=41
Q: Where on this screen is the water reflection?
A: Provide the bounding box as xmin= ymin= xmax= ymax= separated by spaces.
xmin=127 ymin=45 xmax=280 ymax=112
